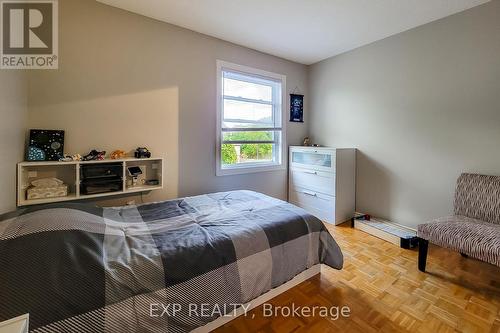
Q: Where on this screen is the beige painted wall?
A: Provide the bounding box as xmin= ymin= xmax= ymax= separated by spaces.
xmin=0 ymin=71 xmax=27 ymax=213
xmin=308 ymin=1 xmax=500 ymax=228
xmin=28 ymin=0 xmax=309 ymax=205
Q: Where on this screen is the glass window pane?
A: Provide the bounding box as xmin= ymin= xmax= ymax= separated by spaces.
xmin=219 ymin=67 xmax=283 ymax=171
xmin=222 ymin=131 xmax=274 ymax=142
xmin=223 ymin=78 xmax=272 ymax=102
xmin=222 ymin=144 xmax=275 ymax=166
xmin=223 ymin=99 xmax=273 ymax=126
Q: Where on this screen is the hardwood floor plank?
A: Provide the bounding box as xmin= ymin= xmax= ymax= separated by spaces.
xmin=214 ymin=223 xmax=500 ymax=333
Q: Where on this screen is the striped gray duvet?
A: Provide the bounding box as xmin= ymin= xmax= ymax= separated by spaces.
xmin=0 ymin=190 xmax=343 ymax=332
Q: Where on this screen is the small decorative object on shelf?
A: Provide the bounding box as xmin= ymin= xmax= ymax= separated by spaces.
xmin=290 ymin=94 xmax=304 ymax=123
xmin=303 ymin=137 xmax=311 ymax=146
xmin=134 ymin=147 xmax=151 ymax=159
xmin=111 ymin=150 xmax=126 ymax=160
xmin=59 ymin=154 xmax=82 ymax=162
xmin=82 ymin=150 xmax=106 ymax=161
xmin=26 ymin=129 xmax=65 ymax=161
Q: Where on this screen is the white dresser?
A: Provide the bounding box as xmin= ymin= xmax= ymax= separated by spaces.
xmin=288 ymin=146 xmax=356 ymax=225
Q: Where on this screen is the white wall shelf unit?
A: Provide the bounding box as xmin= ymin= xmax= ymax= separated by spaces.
xmin=17 ymin=158 xmax=163 ymax=207
xmin=288 ymin=146 xmax=356 ymax=225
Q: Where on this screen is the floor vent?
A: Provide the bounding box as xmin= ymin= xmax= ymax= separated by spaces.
xmin=352 ymin=214 xmax=418 ymax=249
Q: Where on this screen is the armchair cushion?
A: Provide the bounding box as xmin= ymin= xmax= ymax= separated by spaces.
xmin=418 ymin=215 xmax=500 ymax=267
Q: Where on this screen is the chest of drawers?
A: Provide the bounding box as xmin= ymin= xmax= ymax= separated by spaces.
xmin=288 ymin=146 xmax=356 ymax=225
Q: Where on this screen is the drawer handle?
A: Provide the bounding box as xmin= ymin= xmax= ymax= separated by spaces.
xmin=302 ymin=190 xmax=317 ymax=197
xmin=302 ymin=170 xmax=318 ymax=175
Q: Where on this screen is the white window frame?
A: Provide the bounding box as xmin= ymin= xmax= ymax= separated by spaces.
xmin=216 ymin=60 xmax=287 ymax=176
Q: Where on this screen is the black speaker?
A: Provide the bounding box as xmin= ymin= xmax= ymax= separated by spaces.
xmin=27 ymin=129 xmax=65 ymax=161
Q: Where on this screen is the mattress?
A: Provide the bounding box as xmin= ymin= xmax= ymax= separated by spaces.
xmin=0 ymin=190 xmax=343 ymax=332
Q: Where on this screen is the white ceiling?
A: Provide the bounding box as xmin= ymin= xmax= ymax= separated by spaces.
xmin=96 ymin=0 xmax=489 ymax=65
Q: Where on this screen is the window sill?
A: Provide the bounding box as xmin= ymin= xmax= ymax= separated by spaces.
xmin=216 ymin=164 xmax=285 ymax=176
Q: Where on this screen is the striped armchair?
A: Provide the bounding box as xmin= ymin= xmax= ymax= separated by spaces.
xmin=417 ymin=173 xmax=500 ymax=271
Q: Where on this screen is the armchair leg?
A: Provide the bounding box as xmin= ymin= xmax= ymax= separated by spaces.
xmin=418 ymin=238 xmax=429 ymax=272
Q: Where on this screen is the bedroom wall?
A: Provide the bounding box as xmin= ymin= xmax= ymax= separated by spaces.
xmin=27 ymin=0 xmax=308 ymax=205
xmin=308 ymin=1 xmax=500 ymax=229
xmin=0 ymin=72 xmax=27 ymax=214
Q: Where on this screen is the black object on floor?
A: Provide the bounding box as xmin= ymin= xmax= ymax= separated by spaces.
xmin=418 ymin=238 xmax=429 ymax=272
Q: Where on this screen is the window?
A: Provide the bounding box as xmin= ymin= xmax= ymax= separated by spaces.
xmin=216 ymin=61 xmax=286 ymax=176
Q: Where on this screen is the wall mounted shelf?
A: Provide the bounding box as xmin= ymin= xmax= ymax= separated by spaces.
xmin=17 ymin=158 xmax=163 ymax=206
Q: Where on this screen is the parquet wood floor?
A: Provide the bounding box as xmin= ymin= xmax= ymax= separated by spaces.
xmin=215 ymin=223 xmax=500 ymax=333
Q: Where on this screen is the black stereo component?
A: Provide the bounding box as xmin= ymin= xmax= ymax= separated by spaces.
xmin=80 ymin=163 xmax=123 ymax=195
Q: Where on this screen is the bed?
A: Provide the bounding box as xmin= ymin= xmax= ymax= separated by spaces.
xmin=0 ymin=190 xmax=343 ymax=333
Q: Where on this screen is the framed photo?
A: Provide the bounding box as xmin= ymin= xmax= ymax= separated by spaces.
xmin=290 ymin=94 xmax=304 ymax=122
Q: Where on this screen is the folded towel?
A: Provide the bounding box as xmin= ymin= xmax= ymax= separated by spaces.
xmin=31 ymin=178 xmax=64 ymax=188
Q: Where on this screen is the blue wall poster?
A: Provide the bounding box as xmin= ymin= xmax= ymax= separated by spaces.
xmin=290 ymin=94 xmax=304 ymax=123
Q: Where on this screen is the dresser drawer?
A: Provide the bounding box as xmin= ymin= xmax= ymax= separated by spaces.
xmin=289 ymin=186 xmax=335 ymax=222
xmin=290 ymin=168 xmax=335 ymax=196
xmin=290 ymin=148 xmax=335 ymax=172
